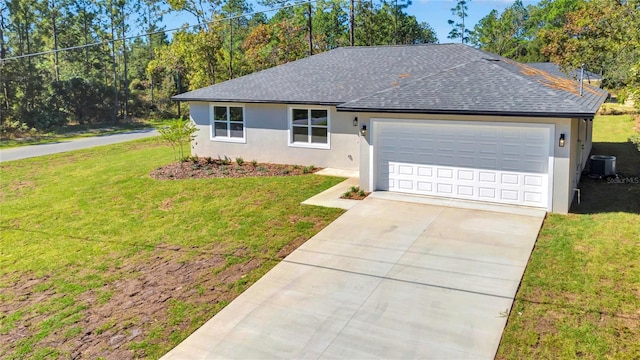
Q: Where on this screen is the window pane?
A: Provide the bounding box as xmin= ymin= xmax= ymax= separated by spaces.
xmin=214 ymin=122 xmax=227 ymax=137
xmin=311 ymin=127 xmax=328 ymax=144
xmin=310 ymin=110 xmax=328 ymax=126
xmin=230 ymin=123 xmax=243 ymax=138
xmin=292 ymin=109 xmax=308 ymax=125
xmin=229 ymin=107 xmax=243 ymax=122
xmin=214 ymin=106 xmax=227 ymax=121
xmin=292 ymin=126 xmax=308 ymax=143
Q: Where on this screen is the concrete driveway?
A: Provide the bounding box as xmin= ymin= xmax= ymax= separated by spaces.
xmin=163 ymin=195 xmax=544 ymax=359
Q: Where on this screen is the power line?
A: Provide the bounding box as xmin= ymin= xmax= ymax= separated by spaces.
xmin=1 ymin=0 xmax=322 ymax=62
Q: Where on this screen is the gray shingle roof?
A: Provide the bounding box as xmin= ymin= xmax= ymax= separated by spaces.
xmin=526 ymin=62 xmax=603 ymax=82
xmin=174 ymin=44 xmax=608 ymax=117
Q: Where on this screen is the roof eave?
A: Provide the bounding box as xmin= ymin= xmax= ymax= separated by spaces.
xmin=170 ymin=96 xmax=342 ymax=107
xmin=335 ymin=106 xmax=598 ymax=119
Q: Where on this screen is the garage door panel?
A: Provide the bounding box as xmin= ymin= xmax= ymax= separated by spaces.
xmin=501 ymin=189 xmax=519 ymax=201
xmin=524 ymin=175 xmax=542 ymax=186
xmin=457 ymin=169 xmax=474 ymax=181
xmin=523 ymin=160 xmax=545 ymax=173
xmin=502 ymin=159 xmax=522 ymax=171
xmin=524 ymin=192 xmax=543 ymax=203
xmin=398 ymin=164 xmax=413 ymax=175
xmin=436 ymin=168 xmax=454 ymax=179
xmin=417 ymin=166 xmax=433 ymax=177
xmin=436 ymin=183 xmax=453 ymax=194
xmin=478 ymin=172 xmax=497 ymax=183
xmin=376 ymin=121 xmax=552 ymax=209
xmin=457 ymin=185 xmax=474 ymax=196
xmin=500 ymin=173 xmax=520 ymax=185
xmin=480 ymin=143 xmax=498 ymax=154
xmin=478 ymin=187 xmax=497 ymax=199
xmin=478 ymin=157 xmax=498 ymax=169
xmin=417 ymin=181 xmax=433 ymax=192
xmin=502 ymin=144 xmax=521 ymax=155
xmin=458 ymin=156 xmax=475 ymax=167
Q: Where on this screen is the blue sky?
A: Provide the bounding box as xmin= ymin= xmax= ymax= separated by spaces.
xmin=157 ymin=0 xmax=541 ymax=44
xmin=410 ymin=0 xmax=539 ymax=42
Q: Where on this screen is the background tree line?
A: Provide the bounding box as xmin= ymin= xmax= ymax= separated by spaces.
xmin=468 ymin=0 xmax=639 ymax=103
xmin=0 ymin=0 xmax=437 ymax=136
xmin=1 ymin=0 xmax=638 ymax=138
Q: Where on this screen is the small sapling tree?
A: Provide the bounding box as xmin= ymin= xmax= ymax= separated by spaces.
xmin=158 ymin=118 xmax=198 ymax=160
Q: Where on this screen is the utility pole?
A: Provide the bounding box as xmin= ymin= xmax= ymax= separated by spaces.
xmin=121 ymin=1 xmax=129 ymax=121
xmin=110 ymin=0 xmax=119 ymax=122
xmin=307 ymin=1 xmax=313 ymax=56
xmin=229 ymin=18 xmax=233 ymax=79
xmin=394 ymin=0 xmax=398 ymax=45
xmin=51 ymin=0 xmax=60 ymax=82
xmin=349 ymin=0 xmax=354 ymax=46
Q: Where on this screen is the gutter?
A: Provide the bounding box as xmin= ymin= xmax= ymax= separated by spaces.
xmin=335 ymin=106 xmax=598 ymax=119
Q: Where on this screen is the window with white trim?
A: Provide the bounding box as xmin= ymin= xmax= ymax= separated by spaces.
xmin=211 ymin=104 xmax=245 ymax=142
xmin=289 ymin=107 xmax=330 ymax=148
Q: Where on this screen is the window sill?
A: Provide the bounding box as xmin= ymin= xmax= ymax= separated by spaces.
xmin=210 ymin=137 xmax=246 ymax=144
xmin=288 ymin=142 xmax=330 ymax=150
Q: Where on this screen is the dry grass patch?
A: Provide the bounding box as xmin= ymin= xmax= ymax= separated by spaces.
xmin=0 ymin=138 xmax=344 ymax=359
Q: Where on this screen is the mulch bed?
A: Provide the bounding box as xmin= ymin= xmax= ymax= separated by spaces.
xmin=340 ymin=186 xmax=370 ymax=200
xmin=150 ymin=157 xmax=320 ymax=180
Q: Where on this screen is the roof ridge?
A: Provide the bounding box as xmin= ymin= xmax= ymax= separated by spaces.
xmin=339 ymin=43 xmax=460 ymax=50
xmin=338 ymin=58 xmax=478 ymax=107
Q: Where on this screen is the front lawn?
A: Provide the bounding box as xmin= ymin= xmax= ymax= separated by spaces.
xmin=0 ymin=139 xmax=344 ymax=359
xmin=497 ymin=114 xmax=640 ymax=359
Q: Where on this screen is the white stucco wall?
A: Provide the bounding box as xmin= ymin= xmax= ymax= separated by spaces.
xmin=355 ymin=112 xmax=577 ymax=214
xmin=189 ymin=102 xmax=360 ymax=170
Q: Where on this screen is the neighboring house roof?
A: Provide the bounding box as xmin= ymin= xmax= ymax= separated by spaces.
xmin=526 ymin=62 xmax=603 ymax=82
xmin=174 ymin=44 xmax=608 ymax=118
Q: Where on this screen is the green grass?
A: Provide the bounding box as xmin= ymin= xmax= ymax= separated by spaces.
xmin=497 ymin=114 xmax=640 ymax=359
xmin=0 ymin=138 xmax=344 ymax=358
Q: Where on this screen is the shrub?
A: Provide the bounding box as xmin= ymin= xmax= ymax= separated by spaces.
xmin=251 ymin=160 xmax=258 ymax=167
xmin=630 ymin=133 xmax=640 ymax=151
xmin=219 ymin=155 xmax=232 ymax=165
xmin=236 ymin=157 xmax=245 ymax=166
xmin=617 ymin=88 xmax=628 ymax=105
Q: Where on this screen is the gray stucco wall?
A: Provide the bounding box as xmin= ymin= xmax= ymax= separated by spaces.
xmin=188 ymin=101 xmax=586 ymax=214
xmin=189 ymin=102 xmax=360 ymax=170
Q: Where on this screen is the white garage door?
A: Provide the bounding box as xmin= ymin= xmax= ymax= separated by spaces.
xmin=375 ymin=120 xmax=553 ymax=209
